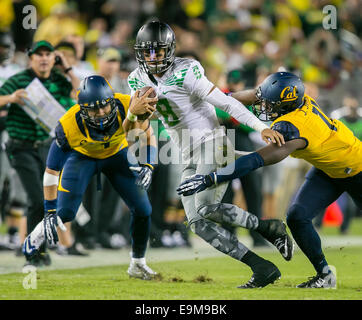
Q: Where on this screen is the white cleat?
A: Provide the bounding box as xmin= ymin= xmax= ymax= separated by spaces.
xmin=127 ymin=258 xmax=157 ymax=280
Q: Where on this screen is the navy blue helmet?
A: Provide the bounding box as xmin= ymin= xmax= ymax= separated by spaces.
xmin=77 ymin=75 xmax=117 ymax=130
xmin=253 ymin=72 xmax=305 ymax=121
xmin=134 ymin=21 xmax=176 ymax=74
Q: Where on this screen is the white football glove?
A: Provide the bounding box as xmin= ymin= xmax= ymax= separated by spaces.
xmin=130 ymin=165 xmax=154 ymax=190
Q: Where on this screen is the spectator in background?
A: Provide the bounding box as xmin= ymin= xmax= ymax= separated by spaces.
xmin=62 ymin=35 xmax=95 ymax=79
xmin=0 ymin=32 xmax=26 ymax=252
xmin=338 ymin=95 xmax=362 ymax=140
xmin=97 ymin=47 xmax=122 ymax=90
xmin=0 ymin=40 xmax=79 ymax=266
xmin=33 ymin=3 xmax=87 ymax=47
xmin=55 ymin=41 xmax=93 ymax=80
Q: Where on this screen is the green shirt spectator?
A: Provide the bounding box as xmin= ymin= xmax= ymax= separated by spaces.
xmin=0 ymin=68 xmax=74 ymax=142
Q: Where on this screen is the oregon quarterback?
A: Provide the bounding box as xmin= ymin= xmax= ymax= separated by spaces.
xmin=23 ymin=75 xmax=159 ymax=280
xmin=178 ymin=72 xmax=362 ymax=288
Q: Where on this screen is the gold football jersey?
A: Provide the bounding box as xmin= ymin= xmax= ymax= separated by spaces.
xmin=58 ymin=93 xmax=130 ymax=159
xmin=272 ymin=95 xmax=362 ymax=178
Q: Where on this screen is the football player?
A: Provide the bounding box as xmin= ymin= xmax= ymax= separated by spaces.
xmin=23 ymin=75 xmax=159 ymax=280
xmin=178 ymin=71 xmax=362 ymax=288
xmin=127 ymin=21 xmax=294 ymax=288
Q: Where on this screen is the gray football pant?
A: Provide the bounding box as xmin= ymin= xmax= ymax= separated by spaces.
xmin=180 ymin=136 xmax=259 ymax=261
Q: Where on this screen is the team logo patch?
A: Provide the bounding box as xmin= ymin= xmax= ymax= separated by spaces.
xmin=280 ymin=86 xmax=298 ymax=102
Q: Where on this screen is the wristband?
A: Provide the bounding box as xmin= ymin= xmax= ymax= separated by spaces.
xmin=44 ymin=199 xmax=57 ymax=214
xmin=127 ymin=110 xmax=138 ymax=122
xmin=64 ymin=67 xmax=73 ymax=74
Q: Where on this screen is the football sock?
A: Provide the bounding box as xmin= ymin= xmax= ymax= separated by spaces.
xmin=130 ymin=215 xmax=151 ymax=258
xmin=241 ymin=250 xmax=267 ymax=271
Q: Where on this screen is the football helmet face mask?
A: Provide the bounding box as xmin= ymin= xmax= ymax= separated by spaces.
xmin=77 ymin=76 xmax=118 ymax=130
xmin=253 ymin=72 xmax=305 ymax=122
xmin=134 ymin=21 xmax=176 ymax=74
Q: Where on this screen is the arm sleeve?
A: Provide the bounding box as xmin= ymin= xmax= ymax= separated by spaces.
xmin=183 ymin=60 xmax=267 ymax=132
xmin=215 ymin=152 xmax=265 ymax=184
xmin=46 ymin=139 xmax=70 ymax=171
xmin=204 ymin=87 xmax=269 ymax=132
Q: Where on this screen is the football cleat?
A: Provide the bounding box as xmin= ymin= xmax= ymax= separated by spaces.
xmin=127 ymin=259 xmax=157 ymax=280
xmin=258 ymin=220 xmax=294 ymax=261
xmin=24 ymin=251 xmax=51 ymax=267
xmin=22 ymin=220 xmax=46 ymax=259
xmin=238 ymin=260 xmax=281 ymax=289
xmin=297 ymin=271 xmax=336 ymax=288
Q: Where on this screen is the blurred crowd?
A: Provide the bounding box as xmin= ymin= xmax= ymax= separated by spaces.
xmin=0 ymin=0 xmax=361 ymax=256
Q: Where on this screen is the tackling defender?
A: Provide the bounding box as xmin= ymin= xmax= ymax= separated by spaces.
xmin=178 ymin=72 xmax=362 ymax=288
xmin=23 ymin=75 xmax=159 ymax=280
xmin=127 ymin=21 xmax=294 ymax=288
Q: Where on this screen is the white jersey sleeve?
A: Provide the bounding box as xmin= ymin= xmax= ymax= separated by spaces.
xmin=182 ymin=60 xmax=268 ymax=132
xmin=204 ymin=87 xmax=269 ymax=132
xmin=183 ymin=60 xmax=214 ymax=99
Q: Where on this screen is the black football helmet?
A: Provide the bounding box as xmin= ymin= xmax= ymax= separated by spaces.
xmin=134 ymin=21 xmax=176 ymax=74
xmin=0 ymin=32 xmax=15 ymax=63
xmin=77 ymin=76 xmax=117 ymax=130
xmin=253 ymin=72 xmax=305 ymax=121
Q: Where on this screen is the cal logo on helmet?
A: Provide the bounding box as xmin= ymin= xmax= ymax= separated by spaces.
xmin=280 ymin=86 xmax=298 ymax=102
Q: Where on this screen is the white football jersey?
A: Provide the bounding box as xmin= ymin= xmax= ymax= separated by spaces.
xmin=128 ymin=58 xmax=224 ymax=155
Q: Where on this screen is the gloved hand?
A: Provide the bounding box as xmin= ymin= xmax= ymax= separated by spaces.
xmin=177 ymin=173 xmax=216 ymax=196
xmin=44 ymin=210 xmax=67 ymax=246
xmin=23 ymin=210 xmax=66 ymax=258
xmin=130 ymin=165 xmax=154 ymax=190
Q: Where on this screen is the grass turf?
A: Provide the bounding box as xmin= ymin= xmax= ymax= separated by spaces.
xmin=1 ymin=246 xmax=361 ymax=300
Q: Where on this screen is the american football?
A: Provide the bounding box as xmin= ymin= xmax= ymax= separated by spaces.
xmin=137 ymin=86 xmax=157 ymax=120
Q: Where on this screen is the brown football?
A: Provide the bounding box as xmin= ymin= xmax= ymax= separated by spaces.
xmin=138 ymin=86 xmax=157 ymax=120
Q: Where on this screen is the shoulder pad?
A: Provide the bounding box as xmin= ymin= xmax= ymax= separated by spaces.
xmin=271 ymin=121 xmax=300 ymax=141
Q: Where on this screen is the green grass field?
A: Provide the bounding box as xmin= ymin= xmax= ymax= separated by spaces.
xmin=1 ymin=219 xmax=361 ymax=300
xmin=1 ymin=246 xmax=362 ymax=300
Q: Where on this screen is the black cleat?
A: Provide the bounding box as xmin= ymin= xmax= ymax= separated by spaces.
xmin=24 ymin=251 xmax=51 ymax=267
xmin=238 ymin=260 xmax=281 ymax=289
xmin=258 ymin=220 xmax=294 ymax=261
xmin=297 ymin=271 xmax=336 ymax=288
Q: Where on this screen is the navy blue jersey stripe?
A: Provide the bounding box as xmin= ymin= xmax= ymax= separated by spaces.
xmin=312 ymin=107 xmax=337 ymax=131
xmin=116 ymin=100 xmax=126 ymax=122
xmin=55 ymin=122 xmax=71 ymax=151
xmin=75 ymin=111 xmax=87 ymax=137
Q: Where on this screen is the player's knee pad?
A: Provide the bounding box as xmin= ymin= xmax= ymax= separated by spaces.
xmin=286 ymin=204 xmax=309 ymax=229
xmin=57 ymin=208 xmax=76 ymax=223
